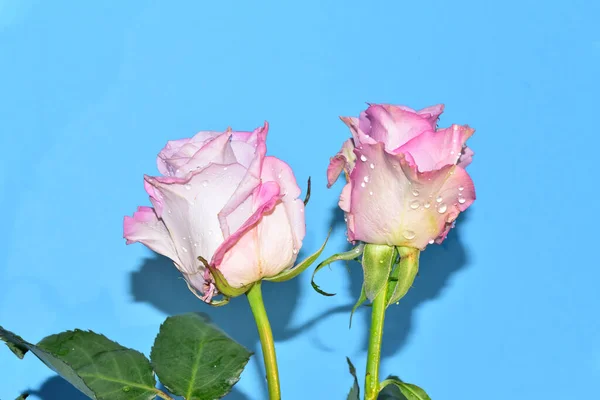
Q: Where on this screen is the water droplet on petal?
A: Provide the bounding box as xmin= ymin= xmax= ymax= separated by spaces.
xmin=437 ymin=203 xmax=447 ymax=213
xmin=436 ymin=195 xmax=443 ymax=203
xmin=184 ymin=184 xmax=192 ymax=190
xmin=360 ymin=155 xmax=367 ymax=162
xmin=361 ymin=182 xmax=366 ymax=188
xmin=369 ymin=163 xmax=375 ymax=169
xmin=409 ymin=200 xmax=420 ymax=209
xmin=369 ymin=191 xmax=373 ymax=196
xmin=208 ymin=230 xmax=213 ymax=236
xmin=181 ymin=246 xmax=188 ymax=253
xmin=292 ymin=248 xmax=298 ymax=254
xmin=201 ymin=180 xmax=209 ymax=187
xmin=402 ymin=230 xmax=416 ymax=239
xmin=182 ymin=236 xmax=187 ymax=241
xmin=429 ymin=239 xmax=435 ymax=244
xmin=458 ymin=197 xmax=466 ymax=204
xmin=424 ymin=201 xmax=431 ymax=209
xmin=412 ymin=189 xmax=420 ymax=196
xmin=223 ymin=166 xmax=228 ymax=171
xmin=278 ymin=173 xmax=282 ymax=178
xmin=193 ymin=242 xmax=198 ymax=247
xmin=168 ymin=209 xmax=172 ymax=214
xmin=363 ymin=176 xmax=370 ymax=183
xmin=458 ymin=186 xmax=464 ymax=191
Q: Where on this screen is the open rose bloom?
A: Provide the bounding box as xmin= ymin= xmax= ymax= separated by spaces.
xmin=124 ymin=123 xmax=306 ymax=302
xmin=328 ymin=104 xmax=476 ymax=250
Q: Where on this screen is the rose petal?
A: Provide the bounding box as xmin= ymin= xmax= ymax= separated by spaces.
xmin=397 ymin=124 xmax=475 ymax=171
xmin=123 ymin=206 xmax=180 ymax=261
xmin=361 ymin=104 xmax=440 ymax=151
xmin=211 ymin=181 xmax=282 ymax=274
xmin=458 ymin=146 xmax=475 ymax=169
xmin=327 ymin=139 xmax=357 ymax=187
xmin=230 ymin=125 xmax=263 ymax=168
xmin=143 ymin=163 xmax=248 ymax=275
xmin=217 ymin=122 xmax=269 ymax=238
xmin=340 ymin=116 xmax=376 ymax=147
xmin=261 ymin=156 xmax=306 ymax=251
xmin=394 ymin=104 xmax=445 ymax=125
xmin=348 ymin=143 xmax=475 ymax=249
xmin=158 ymin=132 xmax=237 ymax=178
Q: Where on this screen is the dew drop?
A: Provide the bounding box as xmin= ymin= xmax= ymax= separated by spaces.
xmin=201 ymin=180 xmax=209 ymax=187
xmin=184 ymin=184 xmax=192 ymax=190
xmin=369 ymin=163 xmax=375 ymax=169
xmin=409 ymin=200 xmax=420 ymax=210
xmin=223 ymin=166 xmax=228 ymax=171
xmin=436 ymin=195 xmax=443 ymax=203
xmin=458 ymin=186 xmax=464 ymax=191
xmin=168 ymin=209 xmax=172 ymax=215
xmin=182 ymin=236 xmax=187 ymax=241
xmin=369 ymin=191 xmax=373 ymax=196
xmin=424 ymin=201 xmax=431 ymax=209
xmin=292 ymin=248 xmax=298 ymax=254
xmin=360 ymin=155 xmax=367 ymax=162
xmin=278 ymin=173 xmax=282 ymax=178
xmin=429 ymin=239 xmax=435 ymax=244
xmin=437 ymin=203 xmax=447 ymax=213
xmin=122 ymin=386 xmax=131 ymax=393
xmin=458 ymin=197 xmax=466 ymax=204
xmin=193 ymin=242 xmax=198 ymax=247
xmin=181 ymin=246 xmax=188 ymax=253
xmin=360 ymin=182 xmax=366 ymax=188
xmin=363 ymin=176 xmax=370 ymax=183
xmin=402 ymin=230 xmax=416 ymax=240
xmin=412 ymin=189 xmax=420 ymax=196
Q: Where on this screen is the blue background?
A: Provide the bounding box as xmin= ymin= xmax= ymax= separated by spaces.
xmin=1 ymin=1 xmax=598 ymax=399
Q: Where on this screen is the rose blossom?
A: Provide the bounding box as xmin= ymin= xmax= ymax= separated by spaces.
xmin=124 ymin=123 xmax=305 ymax=302
xmin=327 ymin=104 xmax=476 ymax=250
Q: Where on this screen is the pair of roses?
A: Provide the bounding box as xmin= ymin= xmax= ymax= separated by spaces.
xmin=125 ymin=103 xmax=474 ymax=299
xmin=122 ymin=102 xmax=476 ymax=400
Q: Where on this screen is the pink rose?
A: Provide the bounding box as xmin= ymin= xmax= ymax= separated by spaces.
xmin=124 ymin=123 xmax=306 ymax=302
xmin=327 ymin=104 xmax=476 ymax=250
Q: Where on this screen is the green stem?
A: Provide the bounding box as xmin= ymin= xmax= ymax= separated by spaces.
xmin=364 ymin=277 xmax=388 ymax=400
xmin=246 ymin=281 xmax=281 ymax=400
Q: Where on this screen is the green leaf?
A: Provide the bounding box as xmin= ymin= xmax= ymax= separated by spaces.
xmin=0 ymin=325 xmax=161 ymax=400
xmin=386 ymin=247 xmax=420 ymax=307
xmin=266 ymin=230 xmax=330 ymax=283
xmin=151 ymin=313 xmax=252 ymax=400
xmin=37 ymin=330 xmax=159 ymax=400
xmin=349 ymin=285 xmax=367 ymax=328
xmin=311 ymin=243 xmax=365 ymax=296
xmin=15 ymin=394 xmax=29 ymax=400
xmin=380 ymin=377 xmax=431 ymax=400
xmin=1 ymin=325 xmax=29 ymax=359
xmin=362 ymin=244 xmax=397 ymax=301
xmin=346 ymin=357 xmax=360 ymax=400
xmin=303 ymin=176 xmax=312 ymax=206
